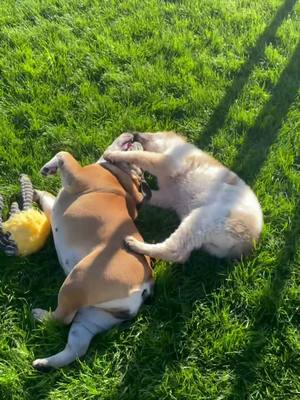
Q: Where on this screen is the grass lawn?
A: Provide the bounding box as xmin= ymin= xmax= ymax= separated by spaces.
xmin=0 ymin=0 xmax=300 ymax=398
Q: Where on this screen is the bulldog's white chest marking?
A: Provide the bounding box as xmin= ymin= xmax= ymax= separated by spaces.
xmin=95 ymin=282 xmax=152 ymax=316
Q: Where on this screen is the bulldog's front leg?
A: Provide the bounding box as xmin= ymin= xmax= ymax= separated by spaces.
xmin=33 ymin=190 xmax=56 ymax=222
xmin=40 ymin=151 xmax=83 ymax=193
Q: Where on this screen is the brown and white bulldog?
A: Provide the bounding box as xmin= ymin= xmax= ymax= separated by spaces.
xmin=32 ymin=134 xmax=153 ymax=371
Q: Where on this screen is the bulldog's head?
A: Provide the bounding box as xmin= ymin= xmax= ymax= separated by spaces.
xmin=98 ymin=133 xmax=151 ymax=208
xmin=98 ymin=132 xmax=143 ymax=178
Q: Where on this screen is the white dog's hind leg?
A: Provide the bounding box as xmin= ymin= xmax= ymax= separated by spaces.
xmin=32 ymin=307 xmax=123 ymax=371
xmin=125 ymin=210 xmax=202 ymax=263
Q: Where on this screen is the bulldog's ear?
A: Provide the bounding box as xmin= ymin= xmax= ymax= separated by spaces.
xmin=141 ymin=180 xmax=152 ymax=201
xmin=125 ymin=179 xmax=151 ymax=218
xmin=137 ymin=179 xmax=152 ymax=209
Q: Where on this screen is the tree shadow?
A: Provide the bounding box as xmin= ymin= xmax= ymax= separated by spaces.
xmin=2 ymin=2 xmax=298 ymax=397
xmin=232 ymin=40 xmax=300 ymax=184
xmin=197 ymin=0 xmax=298 ymax=150
xmin=211 ymin=40 xmax=300 ymax=398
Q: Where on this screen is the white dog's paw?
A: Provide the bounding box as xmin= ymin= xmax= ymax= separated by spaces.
xmin=32 ymin=308 xmax=49 ymax=322
xmin=32 ymin=358 xmax=53 ymax=372
xmin=124 ymin=236 xmax=144 ymax=253
xmin=103 ymin=151 xmax=123 ymax=163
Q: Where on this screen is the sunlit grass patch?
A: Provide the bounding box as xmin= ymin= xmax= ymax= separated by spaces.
xmin=0 ymin=0 xmax=299 ymax=399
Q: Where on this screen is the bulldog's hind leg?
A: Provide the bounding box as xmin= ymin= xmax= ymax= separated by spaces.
xmin=32 ymin=307 xmax=123 ymax=371
xmin=33 ymin=248 xmax=101 ymax=326
xmin=32 ymin=297 xmax=77 ymax=326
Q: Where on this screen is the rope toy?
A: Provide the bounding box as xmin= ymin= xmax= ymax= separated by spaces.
xmin=0 ymin=175 xmax=51 ymax=256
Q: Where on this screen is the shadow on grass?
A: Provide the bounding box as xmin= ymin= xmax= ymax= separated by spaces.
xmin=224 ymin=40 xmax=300 ymax=398
xmin=17 ymin=35 xmax=300 ymax=400
xmin=110 ymin=235 xmax=233 ymax=400
xmin=198 ymin=0 xmax=297 ymax=150
xmin=232 ymin=40 xmax=300 ymax=184
xmin=112 ymin=17 xmax=300 ymax=400
xmin=1 ymin=2 xmax=298 ymax=398
xmin=228 ymin=197 xmax=300 ymax=399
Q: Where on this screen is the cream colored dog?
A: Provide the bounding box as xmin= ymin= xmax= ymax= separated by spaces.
xmin=104 ymin=131 xmax=263 ymax=262
xmin=32 ymin=135 xmax=153 ymax=371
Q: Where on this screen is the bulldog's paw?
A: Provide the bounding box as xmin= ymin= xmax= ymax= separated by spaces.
xmin=40 ymin=164 xmax=58 ymax=176
xmin=32 ymin=308 xmax=49 ymax=322
xmin=40 ymin=155 xmax=61 ymax=176
xmin=33 ymin=189 xmax=42 ymax=203
xmin=124 ymin=236 xmax=144 ymax=254
xmin=32 ymin=358 xmax=54 ymax=372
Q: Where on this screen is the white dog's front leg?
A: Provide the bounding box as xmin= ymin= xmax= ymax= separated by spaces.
xmin=125 ymin=237 xmax=190 ymax=263
xmin=104 ymin=150 xmax=170 ymax=177
xmin=32 ymin=308 xmax=51 ymax=322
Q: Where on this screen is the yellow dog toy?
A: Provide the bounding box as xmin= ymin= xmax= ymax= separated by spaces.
xmin=0 ymin=175 xmax=51 ymax=256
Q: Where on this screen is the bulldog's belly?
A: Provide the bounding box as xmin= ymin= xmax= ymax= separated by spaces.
xmin=52 ymin=221 xmax=83 ymax=275
xmin=51 ymin=190 xmax=131 ymax=276
xmin=51 ymin=195 xmax=93 ymax=275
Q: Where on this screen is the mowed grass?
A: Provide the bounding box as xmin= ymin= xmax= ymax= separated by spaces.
xmin=0 ymin=0 xmax=299 ymax=398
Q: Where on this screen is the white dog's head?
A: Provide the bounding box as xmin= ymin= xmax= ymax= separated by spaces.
xmin=130 ymin=131 xmax=186 ymax=153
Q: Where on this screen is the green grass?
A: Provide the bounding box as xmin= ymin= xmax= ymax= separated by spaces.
xmin=0 ymin=0 xmax=299 ymax=398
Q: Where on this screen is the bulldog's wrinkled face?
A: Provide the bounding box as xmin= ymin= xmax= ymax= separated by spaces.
xmin=98 ymin=132 xmax=143 ymax=177
xmin=108 ymin=132 xmax=137 ymax=151
xmin=132 ymin=131 xmax=186 ymax=153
